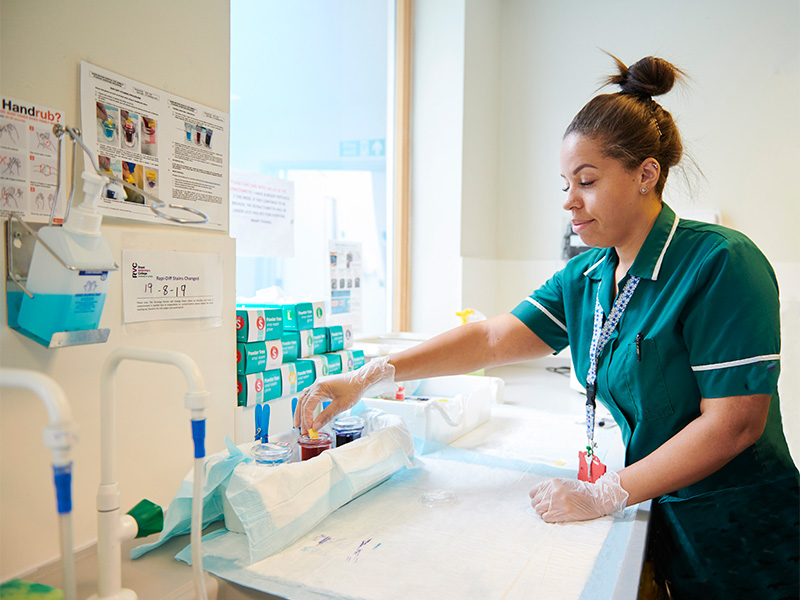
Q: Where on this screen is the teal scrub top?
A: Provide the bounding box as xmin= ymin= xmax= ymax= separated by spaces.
xmin=511 ymin=203 xmax=796 ymax=500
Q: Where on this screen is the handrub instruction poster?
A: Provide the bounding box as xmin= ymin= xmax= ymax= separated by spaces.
xmin=0 ymin=96 xmax=66 ymax=223
xmin=80 ymin=61 xmax=229 ymax=231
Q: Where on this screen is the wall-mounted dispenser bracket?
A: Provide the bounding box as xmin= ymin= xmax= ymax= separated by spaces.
xmin=5 ymin=214 xmax=118 ymax=348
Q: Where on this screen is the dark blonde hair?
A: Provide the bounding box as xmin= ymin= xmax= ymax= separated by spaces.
xmin=565 ymin=55 xmax=685 ymax=195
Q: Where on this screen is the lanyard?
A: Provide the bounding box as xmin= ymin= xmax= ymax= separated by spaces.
xmin=585 ymin=274 xmax=640 ymax=453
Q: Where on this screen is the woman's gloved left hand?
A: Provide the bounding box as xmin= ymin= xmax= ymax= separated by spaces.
xmin=529 ymin=470 xmax=629 ymax=522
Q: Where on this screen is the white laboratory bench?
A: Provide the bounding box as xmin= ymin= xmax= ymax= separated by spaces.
xmin=484 ymin=363 xmax=651 ymax=600
xmin=25 ymin=362 xmax=650 ymax=599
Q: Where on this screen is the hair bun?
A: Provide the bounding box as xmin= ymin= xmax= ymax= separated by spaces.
xmin=605 ymin=55 xmax=680 ymax=98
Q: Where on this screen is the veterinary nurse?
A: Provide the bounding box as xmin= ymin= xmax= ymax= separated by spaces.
xmin=296 ymin=55 xmax=799 ymax=598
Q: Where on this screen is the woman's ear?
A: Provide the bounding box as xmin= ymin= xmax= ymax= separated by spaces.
xmin=639 ymin=158 xmax=660 ymax=192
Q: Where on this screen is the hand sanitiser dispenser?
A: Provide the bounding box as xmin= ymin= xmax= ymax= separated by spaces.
xmin=7 ymin=124 xmax=208 ymax=347
xmin=17 ymin=171 xmax=115 ymax=345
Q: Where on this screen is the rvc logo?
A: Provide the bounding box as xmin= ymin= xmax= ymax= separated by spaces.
xmin=131 ymin=262 xmax=138 ymax=278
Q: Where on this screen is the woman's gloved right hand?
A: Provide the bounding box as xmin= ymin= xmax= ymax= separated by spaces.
xmin=293 ymin=356 xmax=396 ymax=433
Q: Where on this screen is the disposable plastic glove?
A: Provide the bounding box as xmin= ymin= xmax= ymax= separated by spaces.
xmin=528 ymin=470 xmax=629 ymax=523
xmin=294 ymin=356 xmax=396 ymax=432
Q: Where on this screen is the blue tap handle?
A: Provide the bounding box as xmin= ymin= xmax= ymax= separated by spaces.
xmin=261 ymin=402 xmax=270 ymax=443
xmin=292 ymin=397 xmax=299 ymax=429
xmin=254 ymin=403 xmax=262 ymax=441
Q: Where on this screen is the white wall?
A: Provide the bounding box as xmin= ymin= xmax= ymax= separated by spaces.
xmin=411 ymin=0 xmax=800 ymax=459
xmin=0 ymin=0 xmax=234 ymax=579
xmin=496 ymin=0 xmax=800 ymax=263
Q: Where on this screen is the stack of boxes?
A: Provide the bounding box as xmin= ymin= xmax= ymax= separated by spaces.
xmin=236 ymin=301 xmax=364 ymax=407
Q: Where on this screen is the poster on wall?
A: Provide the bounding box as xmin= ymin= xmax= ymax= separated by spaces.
xmin=329 ymin=240 xmax=362 ymax=332
xmin=229 ymin=168 xmax=294 ymax=257
xmin=0 ymin=96 xmax=66 ymax=223
xmin=79 ymin=61 xmax=229 ymax=231
xmin=121 ymin=249 xmax=223 ymax=324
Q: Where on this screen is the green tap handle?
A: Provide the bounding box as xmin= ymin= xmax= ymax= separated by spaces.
xmin=127 ymin=498 xmax=164 ymax=539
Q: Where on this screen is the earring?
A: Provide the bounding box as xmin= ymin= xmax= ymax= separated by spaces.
xmin=641 ymin=188 xmax=648 ymax=194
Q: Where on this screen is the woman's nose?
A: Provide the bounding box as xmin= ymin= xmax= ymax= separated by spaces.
xmin=562 ymin=188 xmax=580 ymax=211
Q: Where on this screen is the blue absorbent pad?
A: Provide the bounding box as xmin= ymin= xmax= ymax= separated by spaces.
xmin=175 ymin=440 xmax=636 ymax=600
xmin=219 ymin=409 xmax=416 ymax=563
xmin=131 ymin=437 xmax=250 ymax=559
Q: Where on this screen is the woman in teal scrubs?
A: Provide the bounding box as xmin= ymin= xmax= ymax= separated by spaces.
xmin=296 ymin=55 xmax=799 ymax=598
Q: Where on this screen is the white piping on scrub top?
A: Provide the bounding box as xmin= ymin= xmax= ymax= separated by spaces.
xmin=691 ymin=354 xmax=781 ymax=372
xmin=651 ymin=214 xmax=680 ymax=281
xmin=583 ymin=256 xmax=606 ymax=276
xmin=524 ymin=297 xmax=568 ymax=332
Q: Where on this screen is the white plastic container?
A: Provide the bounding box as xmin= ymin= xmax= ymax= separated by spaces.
xmin=362 ymin=375 xmax=502 ymax=445
xmin=18 ymin=172 xmax=114 ymax=343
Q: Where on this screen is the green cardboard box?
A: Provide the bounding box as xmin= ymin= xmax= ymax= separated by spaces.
xmin=281 ymin=331 xmax=300 ymax=363
xmin=235 ymin=307 xmax=283 ymax=342
xmin=342 ymin=324 xmax=354 ymax=348
xmin=237 ymin=369 xmax=282 ymax=407
xmin=262 ymin=301 xmax=326 ymax=330
xmin=280 ymin=363 xmax=297 ymax=396
xmin=298 ymin=328 xmax=327 ymax=357
xmin=295 ymin=359 xmax=316 ymax=391
xmin=333 ymin=349 xmax=365 ymax=372
xmin=321 ymin=352 xmax=342 ymax=375
xmin=326 ymin=326 xmax=344 ymax=352
xmin=257 ymin=304 xmax=299 ymax=329
xmin=298 ymin=329 xmax=314 ymax=358
xmin=312 ymin=327 xmax=327 ymax=354
xmin=307 ymin=355 xmax=329 ymax=379
xmin=295 ymin=301 xmax=326 ymax=329
xmin=236 ymin=340 xmax=283 ymax=375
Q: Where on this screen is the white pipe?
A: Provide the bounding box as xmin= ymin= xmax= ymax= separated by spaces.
xmin=0 ymin=368 xmax=75 ymax=432
xmin=93 ymin=347 xmax=208 ymax=600
xmin=100 ymin=347 xmax=206 ymax=485
xmin=58 ymin=514 xmax=76 ymax=600
xmin=192 ymin=457 xmax=208 ymax=600
xmin=0 ymin=368 xmax=78 ymax=600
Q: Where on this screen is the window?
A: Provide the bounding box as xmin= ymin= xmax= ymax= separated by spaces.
xmin=230 ymin=0 xmax=395 ymax=335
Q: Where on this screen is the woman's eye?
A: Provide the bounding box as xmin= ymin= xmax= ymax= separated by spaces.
xmin=561 ymin=185 xmax=569 ymax=192
xmin=579 ymin=180 xmax=595 ymax=187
